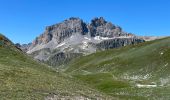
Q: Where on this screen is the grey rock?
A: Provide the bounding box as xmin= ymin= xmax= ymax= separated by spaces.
xmin=96 ymin=38 xmax=144 ymax=50
xmin=88 ymin=17 xmax=126 ymax=37
xmin=31 ymin=17 xmax=88 ymax=49
xmin=46 ymin=52 xmax=82 ymax=66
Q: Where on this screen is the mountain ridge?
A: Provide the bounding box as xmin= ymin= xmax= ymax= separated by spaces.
xmin=27 ymin=17 xmax=137 ymax=53
xmin=20 ymin=17 xmax=145 ymax=67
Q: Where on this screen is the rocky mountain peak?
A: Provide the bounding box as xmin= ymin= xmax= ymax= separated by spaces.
xmin=31 ymin=17 xmax=130 ymax=48
xmin=66 ymin=17 xmax=81 ymax=21
xmin=27 ymin=17 xmax=138 ymax=51
xmin=21 ymin=17 xmax=146 ymax=66
xmin=88 ymin=17 xmax=125 ymax=37
xmin=31 ymin=17 xmax=88 ymax=48
xmin=26 ymin=17 xmax=145 ymax=61
xmin=90 ymin=17 xmax=107 ymax=27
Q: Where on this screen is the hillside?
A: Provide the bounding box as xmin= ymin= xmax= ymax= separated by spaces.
xmin=0 ymin=34 xmax=113 ymax=99
xmin=65 ymin=37 xmax=170 ymax=99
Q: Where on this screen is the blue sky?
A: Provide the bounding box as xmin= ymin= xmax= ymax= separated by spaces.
xmin=0 ymin=0 xmax=169 ymax=44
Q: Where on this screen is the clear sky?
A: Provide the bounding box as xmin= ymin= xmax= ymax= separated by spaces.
xmin=0 ymin=0 xmax=169 ymax=44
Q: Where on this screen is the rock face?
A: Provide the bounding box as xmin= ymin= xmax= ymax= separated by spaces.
xmin=96 ymin=38 xmax=144 ymax=50
xmin=46 ymin=52 xmax=82 ymax=67
xmin=89 ymin=17 xmax=123 ymax=37
xmin=30 ymin=17 xmax=88 ymax=48
xmin=24 ymin=17 xmax=145 ymax=67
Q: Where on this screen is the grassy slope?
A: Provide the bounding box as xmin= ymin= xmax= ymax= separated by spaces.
xmin=0 ymin=34 xmax=112 ymax=100
xmin=65 ymin=37 xmax=170 ymax=99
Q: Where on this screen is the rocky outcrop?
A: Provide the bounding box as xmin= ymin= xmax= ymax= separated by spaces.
xmin=88 ymin=17 xmax=126 ymax=37
xmin=46 ymin=52 xmax=82 ymax=67
xmin=96 ymin=38 xmax=144 ymax=50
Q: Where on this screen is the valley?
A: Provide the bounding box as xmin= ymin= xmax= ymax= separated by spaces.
xmin=0 ymin=18 xmax=169 ymax=100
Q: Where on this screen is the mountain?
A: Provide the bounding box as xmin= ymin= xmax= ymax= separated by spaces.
xmin=0 ymin=33 xmax=113 ymax=99
xmin=65 ymin=37 xmax=170 ymax=99
xmin=24 ymin=17 xmax=144 ymax=67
